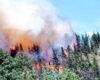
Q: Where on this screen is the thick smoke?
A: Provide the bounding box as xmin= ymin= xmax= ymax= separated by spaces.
xmin=0 ymin=0 xmax=75 ymax=51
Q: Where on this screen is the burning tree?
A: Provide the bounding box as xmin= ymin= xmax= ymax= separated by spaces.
xmin=0 ymin=48 xmax=83 ymax=80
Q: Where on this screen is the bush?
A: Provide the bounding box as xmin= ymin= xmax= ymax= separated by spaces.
xmin=58 ymin=69 xmax=82 ymax=80
xmin=0 ymin=49 xmax=34 ymax=80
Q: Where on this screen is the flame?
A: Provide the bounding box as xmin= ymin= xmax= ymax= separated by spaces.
xmin=10 ymin=45 xmax=16 ymax=50
xmin=47 ymin=64 xmax=55 ymax=70
xmin=34 ymin=64 xmax=41 ymax=70
xmin=71 ymin=39 xmax=77 ymax=51
xmin=0 ymin=0 xmax=76 ymax=71
xmin=34 ymin=63 xmax=63 ymax=70
xmin=64 ymin=50 xmax=69 ymax=57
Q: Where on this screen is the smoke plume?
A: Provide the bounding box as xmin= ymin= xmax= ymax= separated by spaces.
xmin=0 ymin=0 xmax=75 ymax=51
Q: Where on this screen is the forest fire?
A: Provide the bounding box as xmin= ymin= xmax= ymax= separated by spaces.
xmin=9 ymin=41 xmax=69 ymax=70
xmin=0 ymin=0 xmax=76 ymax=71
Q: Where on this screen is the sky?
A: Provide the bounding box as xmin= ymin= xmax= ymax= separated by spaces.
xmin=49 ymin=0 xmax=100 ymax=35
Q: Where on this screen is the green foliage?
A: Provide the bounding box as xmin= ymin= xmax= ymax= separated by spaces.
xmin=91 ymin=33 xmax=100 ymax=48
xmin=58 ymin=69 xmax=82 ymax=80
xmin=91 ymin=33 xmax=100 ymax=54
xmin=43 ymin=68 xmax=55 ymax=80
xmin=92 ymin=56 xmax=100 ymax=78
xmin=64 ymin=33 xmax=100 ymax=80
xmin=76 ymin=34 xmax=81 ymax=52
xmin=0 ymin=49 xmax=8 ymax=65
xmin=64 ymin=51 xmax=91 ymax=72
xmin=42 ymin=68 xmax=81 ymax=80
xmin=0 ymin=49 xmax=34 ymax=80
xmin=81 ymin=34 xmax=90 ymax=58
xmin=93 ymin=57 xmax=99 ymax=71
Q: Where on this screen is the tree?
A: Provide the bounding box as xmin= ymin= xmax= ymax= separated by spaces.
xmin=92 ymin=56 xmax=100 ymax=78
xmin=81 ymin=34 xmax=90 ymax=58
xmin=91 ymin=33 xmax=100 ymax=54
xmin=76 ymin=34 xmax=81 ymax=52
xmin=0 ymin=48 xmax=34 ymax=80
xmin=52 ymin=49 xmax=60 ymax=66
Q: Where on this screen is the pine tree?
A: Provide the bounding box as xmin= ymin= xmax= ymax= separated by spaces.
xmin=81 ymin=34 xmax=90 ymax=59
xmin=93 ymin=56 xmax=100 ymax=77
xmin=91 ymin=33 xmax=100 ymax=55
xmin=76 ymin=34 xmax=81 ymax=52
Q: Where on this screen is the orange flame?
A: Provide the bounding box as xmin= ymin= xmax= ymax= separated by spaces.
xmin=34 ymin=63 xmax=63 ymax=70
xmin=10 ymin=45 xmax=16 ymax=50
xmin=71 ymin=39 xmax=77 ymax=51
xmin=64 ymin=50 xmax=69 ymax=57
xmin=35 ymin=64 xmax=41 ymax=70
xmin=47 ymin=64 xmax=55 ymax=70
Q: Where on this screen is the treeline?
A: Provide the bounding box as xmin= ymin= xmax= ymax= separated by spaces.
xmin=64 ymin=33 xmax=100 ymax=80
xmin=75 ymin=33 xmax=100 ymax=55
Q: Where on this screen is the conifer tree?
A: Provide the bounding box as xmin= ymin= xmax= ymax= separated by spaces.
xmin=81 ymin=34 xmax=90 ymax=58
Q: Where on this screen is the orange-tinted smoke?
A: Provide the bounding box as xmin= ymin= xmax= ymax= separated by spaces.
xmin=17 ymin=35 xmax=34 ymax=51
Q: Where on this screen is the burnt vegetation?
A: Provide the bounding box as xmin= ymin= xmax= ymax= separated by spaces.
xmin=0 ymin=33 xmax=100 ymax=80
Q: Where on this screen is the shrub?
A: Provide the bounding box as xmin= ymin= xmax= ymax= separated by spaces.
xmin=58 ymin=69 xmax=82 ymax=80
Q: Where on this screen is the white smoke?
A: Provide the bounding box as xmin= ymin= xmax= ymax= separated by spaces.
xmin=0 ymin=0 xmax=75 ymax=50
xmin=0 ymin=32 xmax=9 ymax=49
xmin=0 ymin=0 xmax=56 ymax=34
